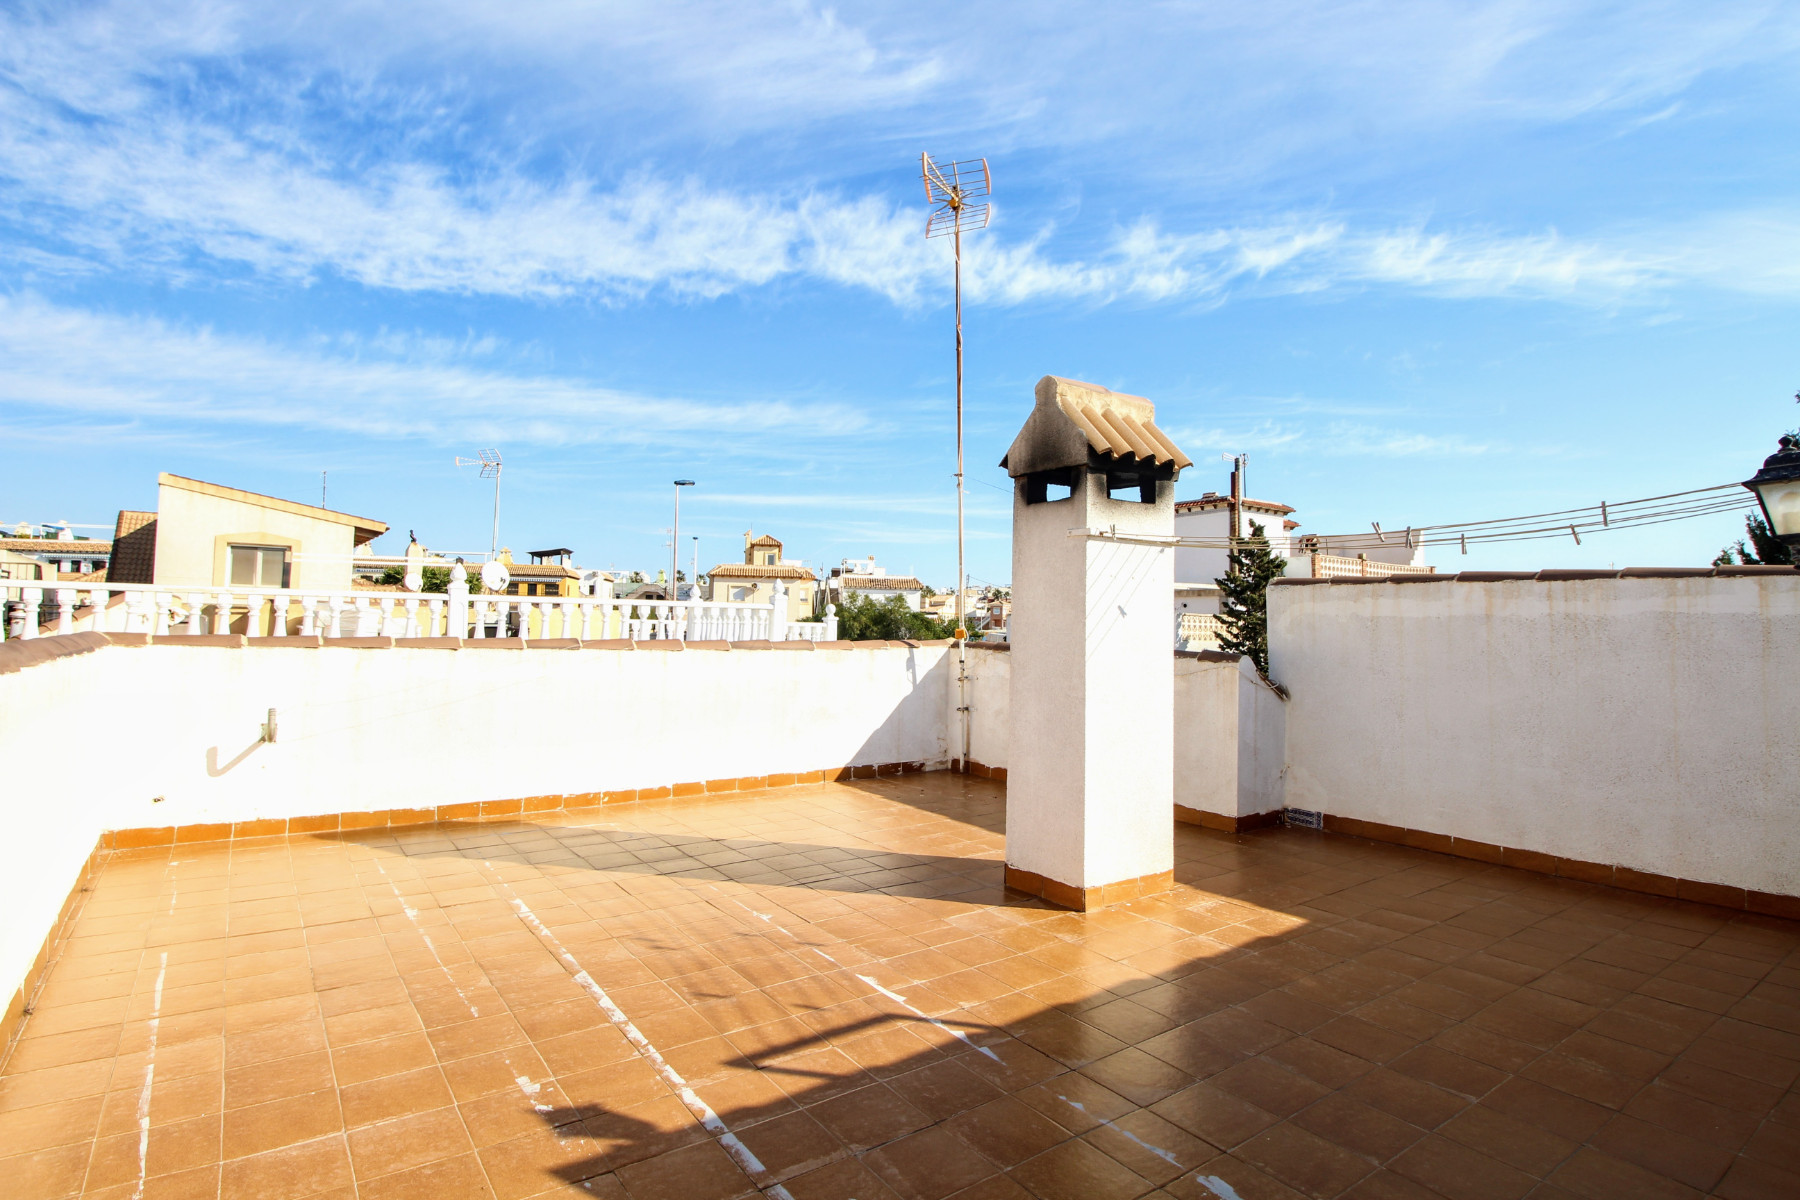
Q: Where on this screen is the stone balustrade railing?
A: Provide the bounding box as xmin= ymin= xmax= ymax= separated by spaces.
xmin=2 ymin=580 xmax=837 ymax=644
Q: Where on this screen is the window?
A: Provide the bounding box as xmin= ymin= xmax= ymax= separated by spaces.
xmin=764 ymin=553 xmax=777 ymax=565
xmin=228 ymin=544 xmax=290 ymax=588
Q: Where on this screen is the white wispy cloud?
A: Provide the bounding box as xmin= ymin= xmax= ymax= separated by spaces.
xmin=0 ymin=294 xmax=872 ymax=447
xmin=1 ymin=1 xmax=1795 ymax=309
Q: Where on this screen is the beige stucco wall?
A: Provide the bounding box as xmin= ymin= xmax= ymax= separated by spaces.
xmin=152 ymin=479 xmax=363 ymax=590
xmin=1271 ymin=573 xmax=1800 ymax=894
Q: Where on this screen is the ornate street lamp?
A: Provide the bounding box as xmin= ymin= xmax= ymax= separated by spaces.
xmin=1743 ymin=434 xmax=1800 ymax=554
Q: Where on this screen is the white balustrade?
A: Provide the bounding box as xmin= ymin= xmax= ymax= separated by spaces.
xmin=0 ymin=581 xmax=836 ymax=645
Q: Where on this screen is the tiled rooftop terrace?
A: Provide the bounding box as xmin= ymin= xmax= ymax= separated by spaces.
xmin=5 ymin=776 xmax=1799 ymax=1200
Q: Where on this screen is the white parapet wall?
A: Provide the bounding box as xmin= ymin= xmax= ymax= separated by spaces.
xmin=0 ymin=638 xmax=955 ymax=1015
xmin=1270 ymin=570 xmax=1800 ymax=896
xmin=1174 ymin=652 xmax=1286 ymax=826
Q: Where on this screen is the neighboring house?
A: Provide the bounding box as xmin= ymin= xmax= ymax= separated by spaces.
xmin=704 ymin=531 xmax=817 ymax=621
xmin=106 ymin=473 xmax=388 ymax=590
xmin=0 ymin=537 xmax=111 ymax=580
xmin=1172 ymin=492 xmax=1300 ymax=598
xmin=497 ymin=548 xmax=590 ymax=599
xmin=825 ymin=556 xmax=925 ymax=612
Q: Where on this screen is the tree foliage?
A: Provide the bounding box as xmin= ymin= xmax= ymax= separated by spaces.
xmin=829 ymin=592 xmax=954 ymax=641
xmin=1214 ymin=520 xmax=1287 ymax=677
xmin=379 ymin=565 xmax=484 ymax=594
xmin=1713 ymin=512 xmax=1794 ymax=567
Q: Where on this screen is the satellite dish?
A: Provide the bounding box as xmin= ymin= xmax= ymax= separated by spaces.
xmin=480 ymin=561 xmax=510 ymax=592
xmin=580 ymin=570 xmax=604 ymax=596
xmin=403 ymin=570 xmax=424 ymax=592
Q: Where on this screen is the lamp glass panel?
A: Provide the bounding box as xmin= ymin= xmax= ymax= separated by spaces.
xmin=1766 ymin=484 xmax=1800 ymax=538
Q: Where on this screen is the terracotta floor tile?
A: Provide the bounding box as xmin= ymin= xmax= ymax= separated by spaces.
xmin=1150 ymin=1081 xmax=1280 ymax=1150
xmin=346 ymin=1104 xmax=474 ymax=1179
xmin=222 ymin=1087 xmax=344 ymax=1158
xmin=613 ymin=1138 xmax=757 ymax=1200
xmin=1390 ymin=1132 xmax=1538 ymax=1200
xmin=782 ymin=1155 xmax=906 ymax=1200
xmin=219 ymin=1133 xmax=355 ymax=1200
xmin=1238 ymin=1119 xmax=1378 ymax=1197
xmin=1007 ymin=1137 xmax=1153 ymax=1200
xmin=357 ymin=1151 xmax=498 ymax=1200
xmin=6 ymin=779 xmax=1800 ymax=1200
xmin=862 ymin=1125 xmax=1002 ymax=1200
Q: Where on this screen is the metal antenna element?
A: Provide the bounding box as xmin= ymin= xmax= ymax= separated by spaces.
xmin=455 ymin=449 xmax=504 ymax=557
xmin=921 ymin=152 xmax=991 ymax=775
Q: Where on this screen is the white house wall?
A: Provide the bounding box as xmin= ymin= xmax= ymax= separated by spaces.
xmin=1271 ymin=573 xmax=1800 ymax=896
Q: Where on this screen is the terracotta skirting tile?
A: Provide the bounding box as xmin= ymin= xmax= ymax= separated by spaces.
xmin=385 ymin=807 xmax=437 ymax=827
xmin=602 ymin=790 xmax=638 ymax=804
xmin=435 ymin=803 xmax=481 ymax=822
xmin=581 ymin=639 xmax=635 ymax=650
xmin=1677 ymin=879 xmax=1747 ymax=909
xmin=704 ymin=779 xmax=737 ymax=794
xmin=735 ymin=777 xmax=768 ymax=792
xmin=520 ymin=795 xmax=562 ymax=814
xmin=337 ymin=811 xmax=386 ymax=830
xmin=671 ymin=782 xmax=706 ymax=798
xmin=1615 ymin=867 xmax=1679 ymax=898
xmin=288 ymin=814 xmax=339 ymax=834
xmin=479 ymin=799 xmax=522 ymax=817
xmin=1501 ymin=846 xmax=1558 ymax=875
xmin=1557 ymin=858 xmax=1615 ymax=886
xmin=637 ymin=786 xmax=672 ymax=801
xmin=1002 ymin=864 xmax=1174 ymax=912
xmin=824 ymin=767 xmax=854 ymax=782
xmin=1309 ymin=810 xmax=1796 ymax=915
xmin=1450 ymin=837 xmax=1505 ymax=864
xmin=174 ymin=823 xmax=232 ymax=844
xmin=111 ymin=826 xmax=176 ymax=849
xmin=795 ymin=771 xmax=825 ymax=784
xmin=231 ymin=819 xmax=287 ymax=839
xmin=246 ymin=636 xmax=323 ymax=648
xmin=1174 ymin=806 xmax=1280 ymax=834
xmin=851 ymin=765 xmax=878 ymax=780
xmin=766 ymin=773 xmax=797 ymax=789
xmin=525 ymin=638 xmax=581 ymax=650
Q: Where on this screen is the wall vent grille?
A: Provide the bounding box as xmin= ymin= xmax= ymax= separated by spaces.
xmin=1284 ymin=808 xmax=1324 ymax=830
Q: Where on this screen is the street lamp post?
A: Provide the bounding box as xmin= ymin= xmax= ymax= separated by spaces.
xmin=1743 ymin=434 xmax=1800 ymax=555
xmin=672 ymin=480 xmax=695 ymax=598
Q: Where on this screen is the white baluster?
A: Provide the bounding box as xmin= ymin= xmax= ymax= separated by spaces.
xmin=404 ymin=597 xmax=421 ymax=638
xmin=212 ymin=591 xmax=231 ymax=635
xmin=447 ymin=563 xmax=469 ymax=637
xmin=560 ymin=600 xmax=576 ymax=640
xmin=427 ymin=597 xmax=444 ymax=637
xmin=85 ymin=588 xmax=109 ymax=633
xmin=19 ymin=587 xmax=41 ymax=639
xmin=184 ymin=592 xmax=204 ymax=636
xmin=54 ymin=588 xmax=76 ymax=636
xmin=269 ymin=594 xmax=287 ymax=636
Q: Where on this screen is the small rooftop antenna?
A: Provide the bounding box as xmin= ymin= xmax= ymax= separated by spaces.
xmin=921 ymin=152 xmax=991 ymax=773
xmin=455 ymin=449 xmax=503 ymax=557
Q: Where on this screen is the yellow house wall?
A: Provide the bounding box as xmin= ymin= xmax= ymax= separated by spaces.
xmin=152 ymin=482 xmax=360 ymax=590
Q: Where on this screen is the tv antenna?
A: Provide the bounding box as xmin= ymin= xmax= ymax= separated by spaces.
xmin=455 ymin=449 xmax=503 ymax=557
xmin=921 ymin=152 xmax=991 ymax=772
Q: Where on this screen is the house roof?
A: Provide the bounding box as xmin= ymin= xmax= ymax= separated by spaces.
xmin=159 ymin=473 xmax=389 ymax=543
xmin=747 ymin=534 xmax=782 ymax=548
xmin=708 ymin=563 xmax=816 ymax=581
xmin=1174 ymin=494 xmax=1296 ymax=516
xmin=1001 ymin=376 xmax=1193 ymax=478
xmin=0 ymin=539 xmax=111 ymax=555
xmin=505 ymin=563 xmax=582 ymax=578
xmin=107 ymin=511 xmax=156 ymax=584
xmin=839 ymin=575 xmax=925 ymax=592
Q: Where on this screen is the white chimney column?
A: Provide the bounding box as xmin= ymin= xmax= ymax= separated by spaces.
xmin=1001 ymin=376 xmax=1189 ymax=910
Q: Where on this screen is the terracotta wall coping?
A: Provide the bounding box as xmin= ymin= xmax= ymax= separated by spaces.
xmin=1272 ymin=565 xmax=1797 ymax=587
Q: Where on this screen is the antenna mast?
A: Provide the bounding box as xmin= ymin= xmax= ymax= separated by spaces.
xmin=456 ymin=449 xmax=504 ymax=557
xmin=921 ymin=153 xmax=992 ymax=774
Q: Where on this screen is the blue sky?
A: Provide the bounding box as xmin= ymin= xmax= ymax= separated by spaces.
xmin=3 ymin=0 xmax=1798 ymax=584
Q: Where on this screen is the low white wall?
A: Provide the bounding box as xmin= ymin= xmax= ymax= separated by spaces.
xmin=1174 ymin=654 xmax=1286 ymax=820
xmin=960 ymin=646 xmax=1013 ymax=771
xmin=0 ymin=640 xmax=954 ymax=1009
xmin=1272 ymin=573 xmax=1800 ymax=894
